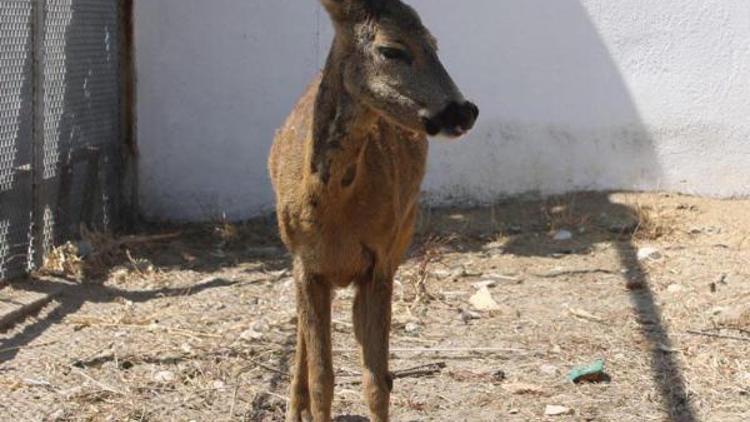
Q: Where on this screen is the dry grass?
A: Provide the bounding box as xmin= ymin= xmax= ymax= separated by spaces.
xmin=542 ymin=194 xmax=593 ymax=233
xmin=4 ymin=192 xmax=750 ymax=421
xmin=39 ymin=226 xmax=181 ymax=283
xmin=629 ymin=200 xmax=676 ymax=241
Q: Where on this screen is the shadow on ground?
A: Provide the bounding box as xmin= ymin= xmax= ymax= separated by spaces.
xmin=415 ymin=191 xmax=695 ymax=421
xmin=0 ymin=217 xmax=290 ymax=363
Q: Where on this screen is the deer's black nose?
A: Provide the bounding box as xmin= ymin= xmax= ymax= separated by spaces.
xmin=423 ymin=100 xmax=479 ymax=137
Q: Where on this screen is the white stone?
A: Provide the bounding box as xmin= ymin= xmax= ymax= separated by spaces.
xmin=545 ymin=405 xmax=572 ymax=416
xmin=469 ymin=287 xmax=500 ymax=311
xmin=637 ymin=247 xmax=663 ymax=261
xmin=153 ymin=370 xmax=176 ymax=383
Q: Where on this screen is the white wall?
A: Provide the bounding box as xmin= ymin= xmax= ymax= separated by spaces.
xmin=136 ymin=0 xmax=750 ymax=221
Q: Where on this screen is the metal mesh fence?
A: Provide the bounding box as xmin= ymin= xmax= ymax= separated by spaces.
xmin=0 ymin=0 xmax=35 ymax=280
xmin=0 ymin=0 xmax=122 ymax=281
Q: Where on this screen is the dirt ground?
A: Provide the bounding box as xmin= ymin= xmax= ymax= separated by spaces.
xmin=1 ymin=192 xmax=749 ymax=421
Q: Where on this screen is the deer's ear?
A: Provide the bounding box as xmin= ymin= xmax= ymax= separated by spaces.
xmin=320 ymin=0 xmax=382 ymax=23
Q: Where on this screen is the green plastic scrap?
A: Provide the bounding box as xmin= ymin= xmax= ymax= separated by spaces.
xmin=567 ymin=358 xmax=608 ymax=383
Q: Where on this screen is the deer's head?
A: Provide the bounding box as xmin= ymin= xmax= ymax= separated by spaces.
xmin=322 ymin=0 xmax=479 ymax=137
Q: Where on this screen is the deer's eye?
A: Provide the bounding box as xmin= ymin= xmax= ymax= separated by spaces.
xmin=377 ymin=46 xmax=412 ymax=64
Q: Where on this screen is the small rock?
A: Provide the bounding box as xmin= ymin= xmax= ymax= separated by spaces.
xmin=432 ymin=268 xmax=452 ymax=279
xmin=153 ymin=370 xmax=176 ymax=383
xmin=404 ymin=322 xmax=421 ymax=334
xmin=253 ymin=318 xmax=271 ymax=333
xmin=666 ymin=284 xmax=684 ymax=293
xmin=469 ymin=287 xmax=500 ymax=311
xmin=540 ymin=364 xmax=558 ymax=375
xmin=240 ymin=328 xmax=265 ymax=341
xmin=509 ymin=408 xmax=520 ymax=415
xmin=459 ymin=308 xmax=481 ymax=324
xmin=212 ymin=380 xmax=226 ymax=389
xmin=545 ymin=405 xmax=572 ymax=416
xmin=553 ymin=230 xmax=573 ymax=241
xmin=657 ymin=343 xmax=678 ymax=353
xmin=637 ymin=247 xmax=662 ymax=261
xmin=718 ymin=273 xmax=729 ymax=285
xmin=506 ymin=224 xmax=523 ymax=235
xmin=473 ymin=280 xmax=498 ymax=290
xmin=492 ymin=370 xmax=507 ymax=382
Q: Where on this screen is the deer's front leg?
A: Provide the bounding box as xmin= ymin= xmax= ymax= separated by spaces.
xmin=353 ymin=268 xmax=394 ymax=422
xmin=287 ymin=315 xmax=310 ymax=422
xmin=294 ymin=262 xmax=334 ymax=422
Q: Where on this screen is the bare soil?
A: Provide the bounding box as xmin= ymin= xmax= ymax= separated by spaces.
xmin=1 ymin=192 xmax=749 ymax=421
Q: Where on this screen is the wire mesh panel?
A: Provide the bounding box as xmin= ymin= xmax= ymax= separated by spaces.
xmin=0 ymin=0 xmax=35 ymax=280
xmin=35 ymin=0 xmax=121 ymax=258
xmin=0 ymin=0 xmax=122 ymax=281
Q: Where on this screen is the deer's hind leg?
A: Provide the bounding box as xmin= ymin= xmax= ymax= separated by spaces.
xmin=353 ymin=265 xmax=394 ymax=422
xmin=290 ymin=259 xmax=334 ymax=422
xmin=287 ymin=319 xmax=311 ymax=421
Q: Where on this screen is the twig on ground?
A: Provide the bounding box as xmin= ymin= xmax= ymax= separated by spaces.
xmin=392 ymin=362 xmax=447 ymax=379
xmin=241 ymin=358 xmax=290 ymax=379
xmin=334 ymin=347 xmax=525 ymax=354
xmin=72 ymin=368 xmax=125 ymax=396
xmin=337 ymin=362 xmax=447 ymax=386
xmin=532 ymin=268 xmax=617 ymax=278
xmin=687 ymin=330 xmax=750 ymax=342
xmin=229 ymin=385 xmax=239 ymax=419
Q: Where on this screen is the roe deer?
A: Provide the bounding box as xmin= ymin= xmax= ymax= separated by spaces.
xmin=268 ymin=1 xmax=478 ymax=420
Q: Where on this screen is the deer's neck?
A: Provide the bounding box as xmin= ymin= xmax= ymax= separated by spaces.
xmin=309 ymin=46 xmax=377 ymax=185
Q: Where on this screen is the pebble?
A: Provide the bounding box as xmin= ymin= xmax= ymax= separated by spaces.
xmin=637 ymin=247 xmax=663 ymax=261
xmin=540 ymin=364 xmax=559 ymax=375
xmin=469 ymin=287 xmax=500 ymax=311
xmin=240 ymin=328 xmax=265 ymax=341
xmin=153 ymin=370 xmax=176 ymax=383
xmin=545 ymin=405 xmax=572 ymax=416
xmin=553 ymin=230 xmax=573 ymax=241
xmin=473 ymin=280 xmax=498 ymax=290
xmin=459 ymin=308 xmax=481 ymax=324
xmin=666 ymin=284 xmax=684 ymax=293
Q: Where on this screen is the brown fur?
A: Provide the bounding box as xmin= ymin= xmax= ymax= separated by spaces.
xmin=268 ymin=1 xmax=475 ymax=420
